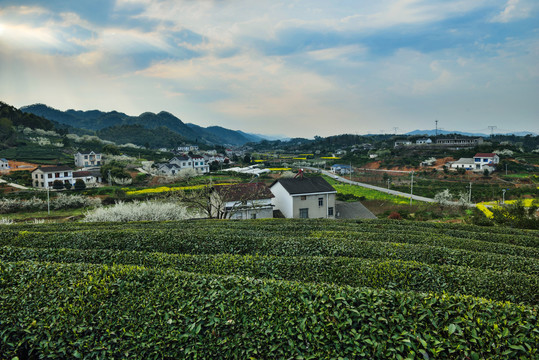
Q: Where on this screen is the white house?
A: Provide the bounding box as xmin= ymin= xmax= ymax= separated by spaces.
xmin=211 ymin=183 xmax=274 ymax=219
xmin=394 ymin=140 xmax=412 ymax=147
xmin=270 ymin=176 xmax=337 ymax=219
xmin=156 ymin=163 xmax=182 ymax=176
xmin=449 ymin=158 xmax=475 ymax=170
xmin=0 ymin=158 xmax=9 ymax=171
xmin=473 ymin=153 xmax=499 ymax=171
xmin=32 ymin=166 xmax=74 ymax=189
xmin=416 ymin=138 xmax=432 ymax=145
xmin=74 ymin=151 xmax=103 ymax=167
xmin=168 ymin=155 xmax=209 ymax=174
xmin=330 ymin=164 xmax=352 ymax=175
xmin=72 ymin=170 xmax=102 ymax=187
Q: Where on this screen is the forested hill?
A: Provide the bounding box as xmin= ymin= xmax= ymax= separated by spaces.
xmin=21 ymin=103 xmax=262 ymax=146
xmin=1 ymin=102 xmax=55 ymax=131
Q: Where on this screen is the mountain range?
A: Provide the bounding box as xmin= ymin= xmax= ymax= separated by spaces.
xmin=20 ymin=104 xmax=265 ymax=146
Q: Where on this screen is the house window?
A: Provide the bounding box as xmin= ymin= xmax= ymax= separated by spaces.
xmin=41 ymin=174 xmax=44 ymax=179
xmin=299 ymin=208 xmax=309 ymax=219
xmin=64 ymin=172 xmax=68 ymax=177
xmin=483 ymin=159 xmax=488 ymax=162
xmin=84 ymin=155 xmax=88 ymax=159
xmin=300 ymin=196 xmax=307 ymax=200
xmin=251 ymin=213 xmax=257 ymax=219
xmin=48 ymin=174 xmax=52 ymax=179
xmin=318 ymin=197 xmax=324 ymax=206
xmin=475 ymin=158 xmax=480 ymax=162
xmin=328 ymin=207 xmax=334 ymax=216
xmin=55 ymin=173 xmax=60 ymax=178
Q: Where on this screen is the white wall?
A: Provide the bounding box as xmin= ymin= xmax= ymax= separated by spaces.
xmin=270 ymin=182 xmax=294 ymax=218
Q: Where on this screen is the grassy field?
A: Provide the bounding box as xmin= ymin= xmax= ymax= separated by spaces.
xmin=0 ymin=219 xmax=537 ymax=358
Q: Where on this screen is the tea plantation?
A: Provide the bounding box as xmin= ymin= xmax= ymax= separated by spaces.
xmin=0 ymin=219 xmax=537 ymax=359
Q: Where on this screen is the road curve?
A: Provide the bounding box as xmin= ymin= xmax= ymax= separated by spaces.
xmin=304 ymin=167 xmax=436 ymax=203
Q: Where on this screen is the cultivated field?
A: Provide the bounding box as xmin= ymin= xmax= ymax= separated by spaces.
xmin=0 ymin=219 xmax=537 ymax=358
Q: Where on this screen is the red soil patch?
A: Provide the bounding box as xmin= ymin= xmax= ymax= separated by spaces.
xmin=3 ymin=161 xmax=39 ymax=173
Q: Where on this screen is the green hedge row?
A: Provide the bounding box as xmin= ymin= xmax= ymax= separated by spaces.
xmin=1 ymin=219 xmax=537 ymax=248
xmin=1 ymin=261 xmax=537 ymax=359
xmin=1 ymin=246 xmax=537 ymax=304
xmin=309 ymin=230 xmax=538 ymax=259
xmin=4 ymin=229 xmax=538 ymax=275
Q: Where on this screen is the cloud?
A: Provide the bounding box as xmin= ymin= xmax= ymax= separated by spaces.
xmin=491 ymin=0 xmax=534 ymax=23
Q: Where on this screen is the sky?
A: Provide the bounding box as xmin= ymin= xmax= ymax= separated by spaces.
xmin=0 ymin=0 xmax=538 ymax=138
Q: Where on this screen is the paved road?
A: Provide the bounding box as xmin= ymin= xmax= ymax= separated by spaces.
xmin=305 ymin=167 xmax=436 ymax=203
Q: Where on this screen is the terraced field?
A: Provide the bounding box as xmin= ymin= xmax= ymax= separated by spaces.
xmin=1 ymin=219 xmax=537 ymax=358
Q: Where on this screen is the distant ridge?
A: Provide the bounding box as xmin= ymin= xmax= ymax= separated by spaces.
xmin=20 ymin=104 xmax=262 ymax=146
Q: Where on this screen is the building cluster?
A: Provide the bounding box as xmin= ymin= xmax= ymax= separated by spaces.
xmin=448 ymin=153 xmax=500 ymax=173
xmin=395 ymin=137 xmax=483 ymax=149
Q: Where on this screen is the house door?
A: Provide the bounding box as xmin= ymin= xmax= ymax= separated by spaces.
xmin=299 ymin=208 xmax=309 ymax=219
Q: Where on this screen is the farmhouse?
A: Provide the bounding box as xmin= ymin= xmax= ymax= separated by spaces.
xmin=211 ymin=183 xmax=274 ymax=219
xmin=416 ymin=138 xmax=432 ymax=145
xmin=449 ymin=158 xmax=475 ymax=170
xmin=436 ymin=137 xmax=483 ymax=148
xmin=168 ymin=155 xmax=209 ymax=174
xmin=74 ymin=151 xmax=102 ymax=168
xmin=394 ymin=140 xmax=412 ymax=147
xmin=270 ymin=176 xmax=336 ymax=219
xmin=72 ymin=170 xmax=102 ymax=187
xmin=330 ymin=164 xmax=352 ymax=175
xmin=32 ymin=166 xmax=74 ymax=189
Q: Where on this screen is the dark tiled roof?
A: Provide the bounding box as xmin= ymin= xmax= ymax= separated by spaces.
xmin=270 ymin=176 xmax=336 ymax=195
xmin=474 ymin=153 xmax=496 ymax=157
xmin=214 ymin=183 xmax=274 ymax=201
xmin=34 ymin=165 xmax=73 ymax=173
xmin=73 ymin=171 xmax=92 ymax=177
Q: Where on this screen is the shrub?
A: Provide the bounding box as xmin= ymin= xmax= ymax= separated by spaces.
xmin=74 ymin=179 xmax=86 ymax=191
xmin=83 ymin=201 xmax=200 ymax=222
xmin=388 ymin=211 xmax=402 ymax=220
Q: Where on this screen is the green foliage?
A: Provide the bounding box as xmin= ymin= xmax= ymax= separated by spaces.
xmin=491 ymin=200 xmax=539 ymax=230
xmin=1 ymin=170 xmax=33 ymax=187
xmin=101 ymin=144 xmax=120 ymax=155
xmin=74 ymin=179 xmax=86 ymax=191
xmin=0 ymin=219 xmax=538 ymax=358
xmin=0 ymin=261 xmax=537 ymax=359
xmin=52 ymin=180 xmax=64 ymax=190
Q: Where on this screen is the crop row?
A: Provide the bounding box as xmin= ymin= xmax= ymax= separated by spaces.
xmin=1 ymin=261 xmax=537 ymax=359
xmin=3 ymin=229 xmax=538 ymax=275
xmin=1 ymin=246 xmax=536 ymax=304
xmin=1 ymin=219 xmax=537 ymax=248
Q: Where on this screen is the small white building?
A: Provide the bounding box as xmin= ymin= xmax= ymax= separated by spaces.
xmin=394 ymin=140 xmax=412 ymax=147
xmin=416 ymin=138 xmax=432 ymax=145
xmin=449 ymin=158 xmax=475 ymax=170
xmin=330 ymin=164 xmax=352 ymax=175
xmin=473 ymin=153 xmax=499 ymax=171
xmin=73 ymin=170 xmax=102 ymax=187
xmin=211 ymin=183 xmax=274 ymax=219
xmin=160 ymin=155 xmax=209 ymax=174
xmin=270 ymin=176 xmax=336 ymax=219
xmin=74 ymin=151 xmax=102 ymax=167
xmin=0 ymin=158 xmax=9 ymax=171
xmin=32 ymin=166 xmax=74 ymax=189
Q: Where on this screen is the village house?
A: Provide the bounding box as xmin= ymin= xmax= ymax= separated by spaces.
xmin=416 ymin=138 xmax=432 ymax=145
xmin=473 ymin=153 xmax=499 ymax=171
xmin=72 ymin=170 xmax=102 ymax=187
xmin=74 ymin=151 xmax=103 ymax=168
xmin=158 ymin=155 xmax=210 ymax=175
xmin=32 ymin=166 xmax=74 ymax=189
xmin=436 ymin=137 xmax=483 ymax=148
xmin=449 ymin=158 xmax=475 ymax=170
xmin=211 ymin=183 xmax=274 ymax=219
xmin=270 ymin=176 xmax=337 ymax=219
xmin=330 ymin=164 xmax=352 ymax=175
xmin=394 ymin=140 xmax=412 ymax=147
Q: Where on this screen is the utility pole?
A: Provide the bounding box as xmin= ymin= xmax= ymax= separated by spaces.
xmin=505 ymin=163 xmax=508 ymax=176
xmin=47 ymin=186 xmax=50 ymax=215
xmin=435 ymin=120 xmax=438 ymax=137
xmin=488 ymin=126 xmax=497 ymax=137
xmin=502 ymin=189 xmax=506 ymax=204
xmin=387 ymin=178 xmax=390 ymax=189
xmin=410 ymin=171 xmax=414 ymax=206
xmin=393 ymin=127 xmax=399 ymax=135
xmin=349 ymin=162 xmax=352 ymax=181
xmin=468 ymin=182 xmax=472 ymax=203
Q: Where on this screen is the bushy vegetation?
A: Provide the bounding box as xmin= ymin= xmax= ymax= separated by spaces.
xmin=0 ymin=193 xmax=101 ymax=214
xmin=83 ymin=201 xmax=199 ymax=222
xmin=0 ymin=219 xmax=537 ymax=358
